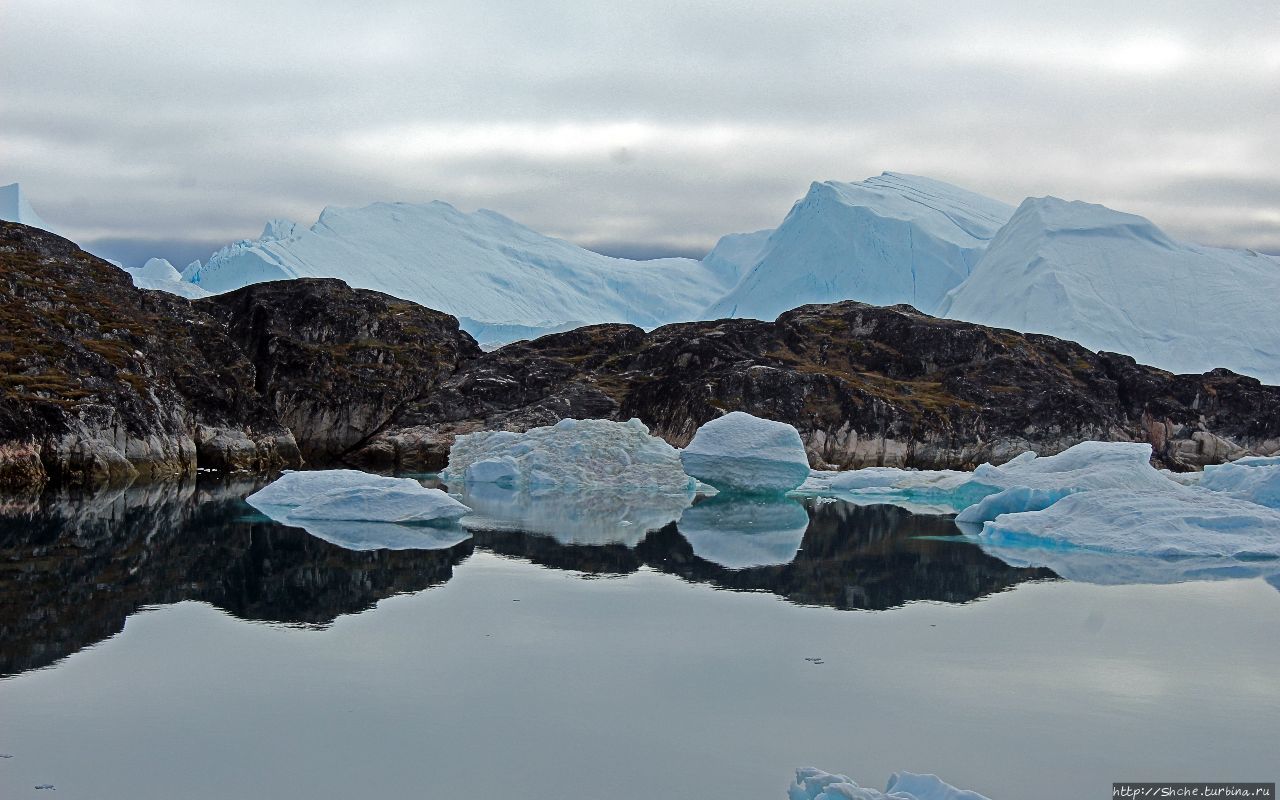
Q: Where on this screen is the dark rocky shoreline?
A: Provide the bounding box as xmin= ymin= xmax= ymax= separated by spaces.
xmin=3 ymin=220 xmax=1278 ymax=491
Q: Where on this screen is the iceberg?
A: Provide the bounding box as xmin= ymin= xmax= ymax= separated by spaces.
xmin=708 ymin=173 xmax=1014 ymax=321
xmin=443 ymin=418 xmax=694 ymax=493
xmin=789 ymin=767 xmax=990 ymax=800
xmin=245 ymin=470 xmax=471 ymax=550
xmin=0 ymin=183 xmax=50 ymax=231
xmin=1199 ymin=460 xmax=1280 ymax=509
xmin=976 ymin=486 xmax=1280 ymax=584
xmin=676 ymin=494 xmax=810 ymax=569
xmin=457 ymin=481 xmax=693 ymax=547
xmin=121 ymin=257 xmax=212 ymax=299
xmin=183 ymin=200 xmax=735 ymax=347
xmin=680 ymin=411 xmax=810 ymax=493
xmin=941 ymin=196 xmax=1280 ymax=384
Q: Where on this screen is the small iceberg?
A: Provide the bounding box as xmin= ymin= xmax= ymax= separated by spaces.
xmin=246 ymin=470 xmax=472 ymax=551
xmin=443 ymin=418 xmax=694 ymax=492
xmin=789 ymin=767 xmax=990 ymax=800
xmin=680 ymin=411 xmax=810 ymax=493
xmin=677 ymin=494 xmax=810 ymax=569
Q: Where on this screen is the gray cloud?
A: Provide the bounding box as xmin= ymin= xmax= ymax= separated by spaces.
xmin=2 ymin=0 xmax=1278 ymax=263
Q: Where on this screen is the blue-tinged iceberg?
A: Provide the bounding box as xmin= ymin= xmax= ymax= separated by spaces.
xmin=680 ymin=411 xmax=811 ymax=493
xmin=789 ymin=767 xmax=990 ymax=800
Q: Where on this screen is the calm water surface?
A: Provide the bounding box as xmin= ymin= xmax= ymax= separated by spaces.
xmin=1 ymin=477 xmax=1277 ymax=799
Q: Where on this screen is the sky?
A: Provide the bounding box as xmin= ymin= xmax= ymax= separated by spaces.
xmin=2 ymin=0 xmax=1278 ymax=265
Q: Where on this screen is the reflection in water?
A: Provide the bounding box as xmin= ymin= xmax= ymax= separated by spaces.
xmin=0 ymin=477 xmax=472 ymax=678
xmin=0 ymin=479 xmax=1053 ymax=680
xmin=457 ymin=481 xmax=693 ymax=546
xmin=676 ymin=494 xmax=809 ymax=568
xmin=976 ymin=539 xmax=1280 ymax=587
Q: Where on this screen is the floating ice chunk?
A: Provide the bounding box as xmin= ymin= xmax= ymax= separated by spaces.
xmin=980 ymin=487 xmax=1280 ymax=564
xmin=789 ymin=767 xmax=990 ymax=800
xmin=677 ymin=494 xmax=809 ymax=568
xmin=289 ymin=519 xmax=471 ymax=552
xmin=289 ymin=484 xmax=470 ymax=524
xmin=1199 ymin=460 xmax=1280 ymax=509
xmin=458 ymin=481 xmax=692 ymax=546
xmin=680 ymin=411 xmax=810 ymax=493
xmin=247 ymin=469 xmax=410 ymax=508
xmin=444 ymin=418 xmax=694 ymax=492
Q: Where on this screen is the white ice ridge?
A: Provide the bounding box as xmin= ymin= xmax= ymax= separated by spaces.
xmin=182 ymin=200 xmax=736 ymax=347
xmin=121 ymin=257 xmax=212 ymax=299
xmin=0 ymin=182 xmax=51 ymax=231
xmin=680 ymin=411 xmax=811 ymax=493
xmin=443 ymin=418 xmax=695 ymax=492
xmin=247 ymin=470 xmax=471 ymax=526
xmin=789 ymin=767 xmax=991 ymax=800
xmin=707 ymin=173 xmax=1015 ymax=321
xmin=941 ymin=196 xmax=1280 ymax=383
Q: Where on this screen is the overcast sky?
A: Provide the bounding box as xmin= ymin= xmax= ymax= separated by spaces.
xmin=3 ymin=0 xmax=1278 ymax=265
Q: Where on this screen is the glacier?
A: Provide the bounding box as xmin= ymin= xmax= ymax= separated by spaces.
xmin=706 ymin=173 xmax=1014 ymax=321
xmin=443 ymin=418 xmax=695 ymax=492
xmin=181 ymin=203 xmax=735 ymax=346
xmin=940 ymin=196 xmax=1280 ymax=383
xmin=789 ymin=767 xmax=990 ymax=800
xmin=679 ymin=411 xmax=812 ymax=493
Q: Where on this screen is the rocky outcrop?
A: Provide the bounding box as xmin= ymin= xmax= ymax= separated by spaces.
xmin=0 ymin=222 xmax=299 ymax=489
xmin=202 ymin=278 xmax=479 ymax=464
xmin=350 ymin=303 xmax=1280 ymax=471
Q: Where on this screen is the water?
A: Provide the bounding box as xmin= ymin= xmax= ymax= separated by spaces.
xmin=1 ymin=477 xmax=1277 ymax=799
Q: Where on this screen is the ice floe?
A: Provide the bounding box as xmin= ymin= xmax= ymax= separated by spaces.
xmin=444 ymin=418 xmax=694 ymax=492
xmin=789 ymin=767 xmax=990 ymax=800
xmin=245 ymin=470 xmax=472 ymax=550
xmin=677 ymin=495 xmax=810 ymax=568
xmin=680 ymin=411 xmax=810 ymax=493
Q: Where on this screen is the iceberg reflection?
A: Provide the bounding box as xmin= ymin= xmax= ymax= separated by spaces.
xmin=676 ymin=494 xmax=810 ymax=569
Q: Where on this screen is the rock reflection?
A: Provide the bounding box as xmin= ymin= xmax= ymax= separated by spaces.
xmin=0 ymin=476 xmax=472 ymax=677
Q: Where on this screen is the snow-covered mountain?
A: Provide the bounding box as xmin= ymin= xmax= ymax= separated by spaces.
xmin=939 ymin=196 xmax=1280 ymax=384
xmin=704 ymin=173 xmax=1015 ymax=320
xmin=184 ymin=201 xmax=735 ymax=346
xmin=0 ymin=183 xmax=51 ymax=231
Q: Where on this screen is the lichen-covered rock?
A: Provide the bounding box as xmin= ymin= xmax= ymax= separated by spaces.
xmin=0 ymin=222 xmax=300 ymax=489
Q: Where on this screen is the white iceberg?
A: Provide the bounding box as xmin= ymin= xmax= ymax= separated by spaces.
xmin=789 ymin=767 xmax=990 ymax=800
xmin=245 ymin=470 xmax=472 ymax=551
xmin=677 ymin=495 xmax=810 ymax=569
xmin=0 ymin=182 xmax=51 ymax=231
xmin=458 ymin=481 xmax=692 ymax=547
xmin=121 ymin=257 xmax=212 ymax=299
xmin=444 ymin=418 xmax=694 ymax=492
xmin=679 ymin=411 xmax=810 ymax=493
xmin=1199 ymin=460 xmax=1280 ymax=509
xmin=941 ymin=195 xmax=1280 ymax=383
xmin=289 ymin=484 xmax=471 ymax=524
xmin=708 ymin=173 xmax=1014 ymax=321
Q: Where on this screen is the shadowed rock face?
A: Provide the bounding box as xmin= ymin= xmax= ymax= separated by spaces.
xmin=202 ymin=279 xmax=480 ymax=464
xmin=0 ymin=222 xmax=299 ymax=489
xmin=355 ymin=303 xmax=1280 ymax=471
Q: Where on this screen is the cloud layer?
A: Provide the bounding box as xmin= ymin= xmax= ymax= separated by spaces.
xmin=3 ymin=0 xmax=1278 ymax=262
